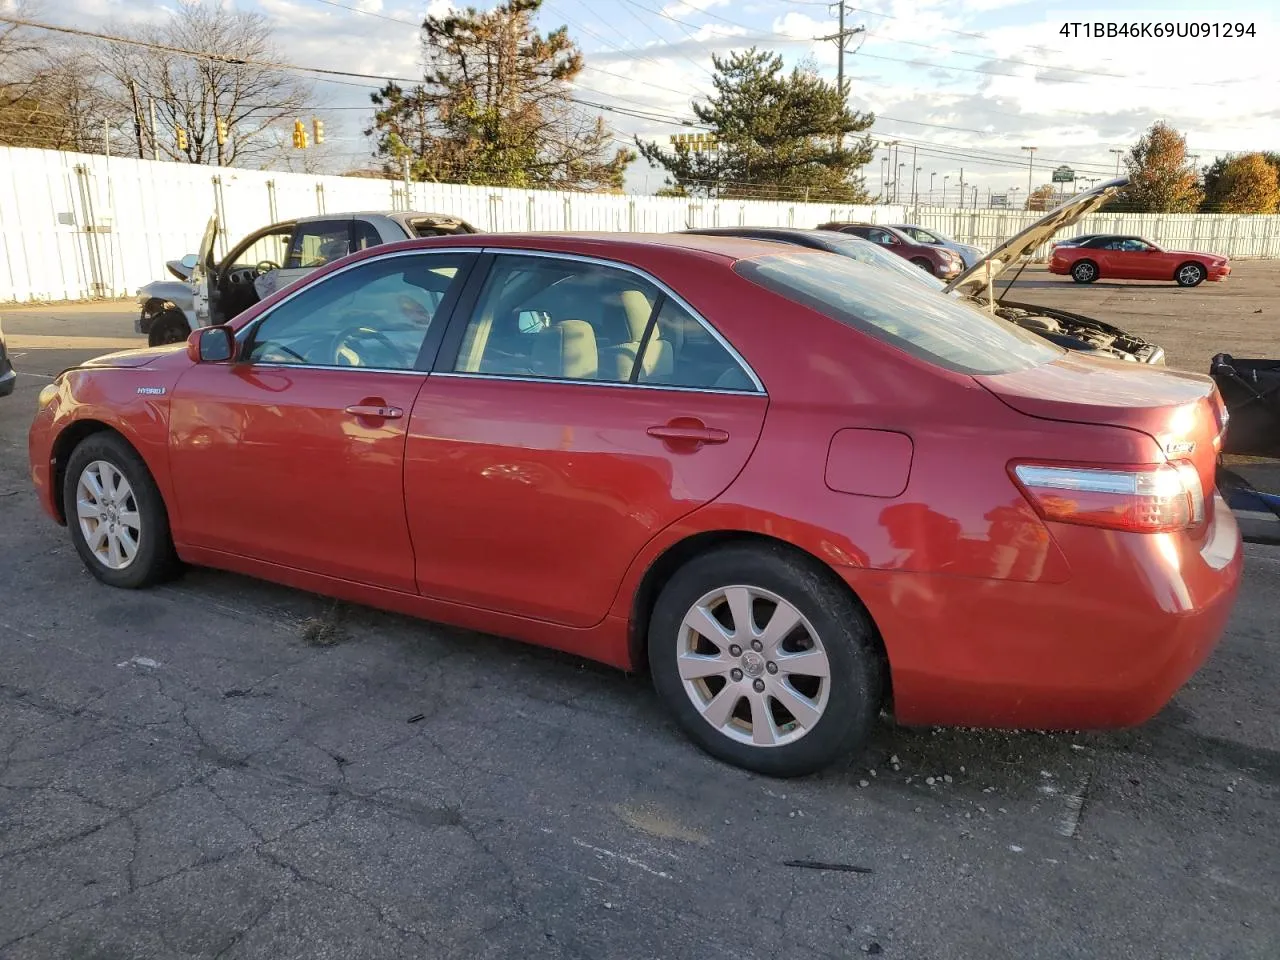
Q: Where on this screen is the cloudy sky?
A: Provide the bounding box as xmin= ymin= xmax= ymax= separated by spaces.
xmin=44 ymin=0 xmax=1280 ymax=197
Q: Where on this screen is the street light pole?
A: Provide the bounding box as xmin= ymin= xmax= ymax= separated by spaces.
xmin=943 ymin=175 xmax=950 ymax=205
xmin=896 ymin=162 xmax=904 ymax=204
xmin=1109 ymin=148 xmax=1123 ymax=177
xmin=929 ymin=171 xmax=936 ymax=204
xmin=1021 ymin=146 xmax=1037 ymax=200
xmin=910 ymin=145 xmax=918 ymax=206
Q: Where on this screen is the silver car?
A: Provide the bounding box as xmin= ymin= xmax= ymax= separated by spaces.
xmin=137 ymin=211 xmax=477 ymax=345
xmin=888 ymin=224 xmax=984 ymax=269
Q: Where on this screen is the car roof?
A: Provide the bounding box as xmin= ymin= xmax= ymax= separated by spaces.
xmin=292 ymin=210 xmax=465 ymax=224
xmin=374 ymin=231 xmax=797 ymax=263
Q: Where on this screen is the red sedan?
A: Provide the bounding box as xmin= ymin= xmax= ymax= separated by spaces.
xmin=816 ymin=222 xmax=965 ymax=279
xmin=29 ymin=234 xmax=1242 ymax=776
xmin=1051 ymin=235 xmax=1230 ymax=286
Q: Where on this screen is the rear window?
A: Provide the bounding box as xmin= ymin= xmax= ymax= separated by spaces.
xmin=407 ymin=218 xmax=473 ymax=238
xmin=735 ymin=253 xmax=1063 ymax=376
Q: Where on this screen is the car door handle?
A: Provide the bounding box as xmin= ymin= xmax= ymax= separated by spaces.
xmin=345 ymin=404 xmax=404 ymax=419
xmin=647 ymin=422 xmax=729 ymax=445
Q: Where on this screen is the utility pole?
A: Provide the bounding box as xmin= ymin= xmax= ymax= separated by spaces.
xmin=127 ymin=79 xmax=144 ymax=158
xmin=910 ymin=145 xmax=918 ymax=207
xmin=148 ymin=98 xmax=159 ymax=161
xmin=1109 ymin=148 xmax=1124 ymax=177
xmin=929 ymin=171 xmax=936 ymax=204
xmin=818 ymin=3 xmax=865 ymax=148
xmin=1021 ymin=145 xmax=1037 ymax=199
xmin=103 ymin=119 xmax=110 ymax=159
xmin=958 ymin=167 xmax=965 ymax=209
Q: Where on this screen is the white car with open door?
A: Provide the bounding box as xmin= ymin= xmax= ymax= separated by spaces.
xmin=140 ymin=212 xmax=477 ymax=346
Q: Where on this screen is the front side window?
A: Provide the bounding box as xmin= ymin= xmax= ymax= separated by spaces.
xmin=286 ymin=220 xmax=352 ymax=269
xmin=735 ymin=252 xmax=1063 ymax=376
xmin=244 ymin=253 xmax=467 ymax=369
xmin=226 ymin=227 xmax=292 ymax=272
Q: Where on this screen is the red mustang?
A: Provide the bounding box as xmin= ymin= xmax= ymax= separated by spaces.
xmin=29 ymin=233 xmax=1241 ymax=776
xmin=1051 ymin=235 xmax=1230 ymax=286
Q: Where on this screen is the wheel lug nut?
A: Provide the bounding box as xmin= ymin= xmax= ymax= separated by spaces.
xmin=751 ymin=640 xmax=763 ymax=652
xmin=766 ymin=661 xmax=778 ymax=674
xmin=752 ymin=679 xmax=765 ymax=692
xmin=730 ymin=668 xmax=743 ymax=682
xmin=729 ymin=644 xmax=742 ymax=657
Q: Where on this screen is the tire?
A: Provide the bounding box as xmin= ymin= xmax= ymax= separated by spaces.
xmin=1176 ymin=262 xmax=1205 ymax=287
xmin=148 ymin=311 xmax=191 ymax=347
xmin=62 ymin=432 xmax=179 ymax=589
xmin=910 ymin=257 xmax=936 ymax=276
xmin=1071 ymin=260 xmax=1098 ymax=283
xmin=647 ymin=544 xmax=883 ymax=777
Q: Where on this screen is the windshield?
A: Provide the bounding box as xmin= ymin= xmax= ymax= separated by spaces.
xmin=735 ymin=252 xmax=1063 ymax=376
xmin=819 ymin=234 xmax=947 ymax=291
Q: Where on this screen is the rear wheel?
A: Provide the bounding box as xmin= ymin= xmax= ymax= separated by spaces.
xmin=910 ymin=257 xmax=936 ymax=276
xmin=148 ymin=311 xmax=190 ymax=347
xmin=1176 ymin=262 xmax=1205 ymax=287
xmin=63 ymin=432 xmax=178 ymax=589
xmin=648 ymin=544 xmax=882 ymax=777
xmin=1071 ymin=260 xmax=1099 ymax=283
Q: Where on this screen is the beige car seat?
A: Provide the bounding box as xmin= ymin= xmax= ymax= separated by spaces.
xmin=532 ymin=319 xmax=599 ymax=380
xmin=603 ymin=289 xmax=673 ymax=383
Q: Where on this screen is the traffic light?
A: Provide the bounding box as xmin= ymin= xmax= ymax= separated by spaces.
xmin=176 ymin=127 xmax=188 ymax=151
xmin=215 ymin=117 xmax=228 ymax=145
xmin=312 ymin=118 xmax=324 ymax=145
xmin=292 ymin=118 xmax=308 ymax=149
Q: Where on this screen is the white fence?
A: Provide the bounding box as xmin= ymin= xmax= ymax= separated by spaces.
xmin=3 ymin=146 xmax=1279 ymax=302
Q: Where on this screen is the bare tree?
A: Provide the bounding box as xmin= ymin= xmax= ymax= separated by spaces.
xmin=98 ymin=1 xmax=315 ymax=165
xmin=0 ymin=1 xmax=111 ymax=151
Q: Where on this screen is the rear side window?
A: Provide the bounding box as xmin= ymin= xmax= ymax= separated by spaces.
xmin=735 ymin=253 xmax=1063 ymax=376
xmin=286 ymin=220 xmax=351 ymax=268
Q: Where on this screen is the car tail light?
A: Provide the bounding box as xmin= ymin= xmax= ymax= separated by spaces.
xmin=1012 ymin=462 xmax=1205 ymax=533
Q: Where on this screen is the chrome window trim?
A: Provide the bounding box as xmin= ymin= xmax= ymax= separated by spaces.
xmin=232 ymin=247 xmax=484 ymax=370
xmin=431 ymin=370 xmax=761 ymax=396
xmin=464 ymin=247 xmax=766 ymax=395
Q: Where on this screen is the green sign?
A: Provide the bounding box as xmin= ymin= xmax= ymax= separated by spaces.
xmin=1051 ymin=165 xmax=1075 ymax=183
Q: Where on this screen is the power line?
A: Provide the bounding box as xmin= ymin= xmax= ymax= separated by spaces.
xmin=304 ymin=0 xmax=421 ymax=28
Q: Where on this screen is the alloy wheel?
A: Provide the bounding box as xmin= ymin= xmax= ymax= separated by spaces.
xmin=1178 ymin=264 xmax=1203 ymax=285
xmin=75 ymin=460 xmax=142 ymax=570
xmin=1074 ymin=262 xmax=1096 ymax=281
xmin=676 ymin=585 xmax=831 ymax=747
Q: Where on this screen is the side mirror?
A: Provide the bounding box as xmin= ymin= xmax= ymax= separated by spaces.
xmin=180 ymin=253 xmax=199 ymax=269
xmin=187 ymin=325 xmax=236 ymax=363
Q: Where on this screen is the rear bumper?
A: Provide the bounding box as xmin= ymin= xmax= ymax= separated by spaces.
xmin=846 ymin=496 xmax=1243 ymax=729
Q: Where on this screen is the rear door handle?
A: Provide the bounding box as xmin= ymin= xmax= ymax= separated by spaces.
xmin=647 ymin=423 xmax=729 ymax=445
xmin=345 ymin=404 xmax=404 ymax=419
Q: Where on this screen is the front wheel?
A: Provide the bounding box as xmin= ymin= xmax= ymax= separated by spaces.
xmin=910 ymin=257 xmax=936 ymax=276
xmin=148 ymin=311 xmax=191 ymax=347
xmin=63 ymin=432 xmax=179 ymax=589
xmin=1176 ymin=262 xmax=1205 ymax=287
xmin=1072 ymin=260 xmax=1098 ymax=283
xmin=648 ymin=544 xmax=883 ymax=777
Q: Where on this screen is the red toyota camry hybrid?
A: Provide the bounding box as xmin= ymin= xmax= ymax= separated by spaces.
xmin=29 ymin=232 xmax=1242 ymax=776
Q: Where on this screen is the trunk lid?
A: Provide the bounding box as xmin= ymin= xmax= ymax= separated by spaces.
xmin=977 ymin=354 xmax=1225 ymax=505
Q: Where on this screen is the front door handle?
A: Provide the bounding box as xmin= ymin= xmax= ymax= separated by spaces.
xmin=647 ymin=421 xmax=729 ymax=446
xmin=345 ymin=404 xmax=404 ymax=419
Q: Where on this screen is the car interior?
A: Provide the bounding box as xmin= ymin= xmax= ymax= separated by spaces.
xmin=452 ymin=258 xmax=754 ymax=390
xmin=214 ymin=225 xmax=295 ymax=322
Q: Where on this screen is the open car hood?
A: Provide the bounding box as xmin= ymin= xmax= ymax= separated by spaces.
xmin=944 ymin=177 xmax=1129 ymax=297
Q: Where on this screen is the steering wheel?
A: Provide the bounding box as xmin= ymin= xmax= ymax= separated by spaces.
xmin=255 ymin=260 xmax=280 ymax=276
xmin=331 ymin=325 xmax=404 ymax=367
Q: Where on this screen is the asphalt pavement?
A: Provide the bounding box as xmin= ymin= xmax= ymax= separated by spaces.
xmin=1 ymin=283 xmax=1277 ymax=959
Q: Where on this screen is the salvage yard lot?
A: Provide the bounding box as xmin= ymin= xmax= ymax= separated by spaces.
xmin=1 ymin=262 xmax=1278 ymax=959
